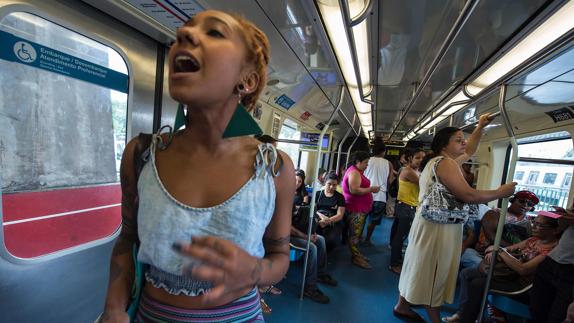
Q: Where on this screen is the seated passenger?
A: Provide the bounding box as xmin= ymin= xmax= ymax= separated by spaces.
xmin=459 ymin=222 xmax=478 ymax=269
xmin=464 ymin=191 xmax=539 ymax=269
xmin=315 ymin=171 xmax=346 ymax=251
xmin=290 ymin=211 xmax=337 ymax=304
xmin=530 ymin=206 xmax=574 ymax=323
xmin=313 ymin=168 xmax=328 ymax=192
xmin=294 ymin=169 xmax=309 ymax=207
xmin=443 ymin=213 xmax=562 ymax=323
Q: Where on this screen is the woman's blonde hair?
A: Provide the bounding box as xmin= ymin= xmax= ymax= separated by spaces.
xmin=231 ymin=13 xmax=270 ymax=112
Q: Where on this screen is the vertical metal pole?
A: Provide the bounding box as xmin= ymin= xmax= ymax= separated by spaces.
xmin=300 ymin=90 xmax=345 ymax=298
xmin=477 ymin=85 xmax=518 ymax=321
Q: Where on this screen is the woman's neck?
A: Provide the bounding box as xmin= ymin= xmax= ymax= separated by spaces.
xmin=324 ymin=190 xmax=334 ymax=197
xmin=179 ymin=99 xmax=238 ymax=152
xmin=441 ymin=151 xmax=458 ymax=160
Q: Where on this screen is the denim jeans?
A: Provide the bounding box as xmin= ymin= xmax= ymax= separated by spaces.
xmin=460 ymin=248 xmax=482 ymax=269
xmin=291 ymin=235 xmax=327 ymax=288
xmin=390 ymin=202 xmax=415 ymax=266
xmin=530 ymin=257 xmax=574 ymax=323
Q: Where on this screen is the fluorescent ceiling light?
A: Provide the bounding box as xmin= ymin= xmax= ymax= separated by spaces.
xmin=439 ymin=90 xmax=470 ymax=116
xmin=318 ymin=0 xmax=372 ymax=135
xmin=415 ymin=90 xmax=469 ymax=133
xmin=467 ymin=1 xmax=574 ymax=96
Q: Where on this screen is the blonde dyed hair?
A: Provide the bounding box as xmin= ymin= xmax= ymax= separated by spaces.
xmin=230 ymin=13 xmax=270 ymax=112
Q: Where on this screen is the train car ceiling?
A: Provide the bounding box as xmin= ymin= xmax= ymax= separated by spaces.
xmin=397 ymin=0 xmax=574 ymax=143
xmin=82 ymin=0 xmax=360 ymax=141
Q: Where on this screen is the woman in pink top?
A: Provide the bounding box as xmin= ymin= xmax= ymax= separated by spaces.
xmin=343 ymin=151 xmax=380 ymax=269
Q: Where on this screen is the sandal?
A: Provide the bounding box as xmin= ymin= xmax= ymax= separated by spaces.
xmin=260 ymin=298 xmax=272 ymax=314
xmin=352 ymin=256 xmax=372 ymax=270
xmin=259 ymin=285 xmax=282 ymax=295
xmin=268 ymin=286 xmax=282 ymax=295
xmin=389 ymin=265 xmax=402 ymax=275
xmin=442 ymin=313 xmax=460 ymax=322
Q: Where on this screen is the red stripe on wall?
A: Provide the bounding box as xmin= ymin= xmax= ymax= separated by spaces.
xmin=2 ymin=184 xmax=121 ymax=222
xmin=4 ymin=206 xmax=121 ymax=258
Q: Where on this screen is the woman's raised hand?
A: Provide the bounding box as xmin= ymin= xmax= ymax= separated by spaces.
xmin=498 ymin=182 xmax=517 ymax=198
xmin=173 ymin=237 xmax=262 ymax=305
xmin=477 ymin=113 xmax=494 ymax=129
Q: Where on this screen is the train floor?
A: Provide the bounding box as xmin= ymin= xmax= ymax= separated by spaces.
xmin=264 ymin=216 xmax=461 ymax=323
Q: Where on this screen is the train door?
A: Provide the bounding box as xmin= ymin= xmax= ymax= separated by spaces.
xmin=0 ymin=1 xmax=158 ymax=322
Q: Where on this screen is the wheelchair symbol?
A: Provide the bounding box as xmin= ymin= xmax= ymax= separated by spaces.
xmin=13 ymin=41 xmax=37 ymax=63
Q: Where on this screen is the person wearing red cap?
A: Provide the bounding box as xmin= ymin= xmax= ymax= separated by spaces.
xmin=477 ymin=190 xmax=539 ymax=249
xmin=458 ymin=190 xmax=539 ymax=271
xmin=444 ymin=212 xmax=562 ymax=323
xmin=531 ymin=206 xmax=574 ymax=323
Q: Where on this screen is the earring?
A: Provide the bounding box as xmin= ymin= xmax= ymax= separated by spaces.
xmin=236 ymin=83 xmax=247 ymax=102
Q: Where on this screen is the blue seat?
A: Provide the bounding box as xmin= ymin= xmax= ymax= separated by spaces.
xmin=305 ymin=186 xmax=313 ymax=196
xmin=289 ymin=243 xmax=305 ymax=261
xmin=488 ymin=284 xmax=532 ymax=319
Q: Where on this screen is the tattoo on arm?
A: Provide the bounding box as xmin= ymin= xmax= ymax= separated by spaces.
xmin=251 ymin=259 xmax=263 ymax=286
xmin=263 ymin=236 xmax=290 ymax=247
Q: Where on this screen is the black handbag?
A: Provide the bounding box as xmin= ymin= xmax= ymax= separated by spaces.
xmin=292 ymin=205 xmax=317 ymax=234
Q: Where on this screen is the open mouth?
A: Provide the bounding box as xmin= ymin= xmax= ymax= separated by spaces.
xmin=174 ymin=54 xmax=200 ymax=73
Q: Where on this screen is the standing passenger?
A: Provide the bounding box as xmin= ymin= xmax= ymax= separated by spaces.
xmin=393 ymin=114 xmax=516 ymax=323
xmin=342 ymin=151 xmax=380 ymax=269
xmin=388 ymin=148 xmax=425 ymax=275
xmin=100 ymin=11 xmax=295 ymax=323
xmin=363 ymin=140 xmax=394 ymax=246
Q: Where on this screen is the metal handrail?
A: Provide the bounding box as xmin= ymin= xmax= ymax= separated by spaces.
xmin=336 ymin=127 xmax=353 ymax=173
xmin=345 ymin=136 xmax=360 ymax=167
xmin=412 ymin=99 xmax=471 ymax=134
xmin=388 ymin=0 xmax=479 ymax=139
xmin=459 ymin=111 xmax=501 ymax=131
xmin=408 ymin=25 xmax=574 ymax=142
xmin=299 ymin=88 xmax=345 ymax=299
xmin=339 ymin=0 xmax=374 ymax=104
xmin=348 ymin=0 xmax=373 ymax=28
xmin=478 ymin=85 xmax=518 ymax=322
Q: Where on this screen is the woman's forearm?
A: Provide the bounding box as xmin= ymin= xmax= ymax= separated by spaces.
xmin=258 ymin=253 xmax=289 ymax=286
xmin=103 ymin=236 xmax=136 ymax=313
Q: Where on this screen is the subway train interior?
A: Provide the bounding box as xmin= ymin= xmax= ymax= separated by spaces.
xmin=1 ymin=0 xmax=574 ymax=322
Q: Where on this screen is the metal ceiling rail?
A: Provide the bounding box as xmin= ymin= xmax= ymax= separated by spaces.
xmin=412 ymin=99 xmax=471 ymax=135
xmin=388 ymin=0 xmax=480 ymax=139
xmin=404 ymin=2 xmax=574 ymax=141
xmin=459 ymin=111 xmax=501 ymax=131
xmin=348 ymin=0 xmax=374 ymax=28
xmin=407 ymin=28 xmax=574 ymax=140
xmin=339 ymin=0 xmax=374 ymax=104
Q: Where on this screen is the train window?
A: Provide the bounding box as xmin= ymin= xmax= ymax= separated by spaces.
xmin=278 ymin=118 xmax=302 ymax=167
xmin=514 ymin=171 xmax=525 ymax=181
xmin=543 ymin=173 xmax=558 ymax=185
xmin=514 ymin=132 xmax=573 ymax=211
xmin=0 ymin=12 xmax=129 ymax=258
xmin=527 ymin=171 xmax=540 ymax=184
